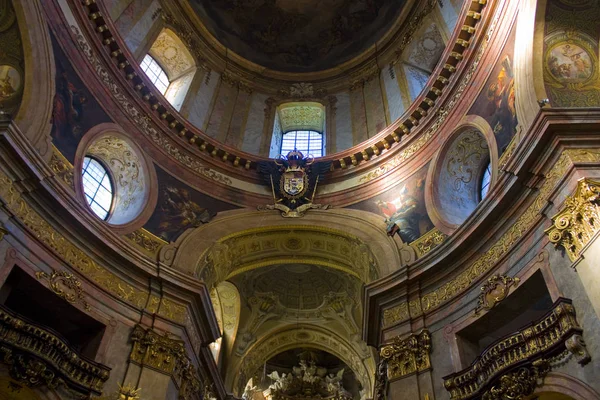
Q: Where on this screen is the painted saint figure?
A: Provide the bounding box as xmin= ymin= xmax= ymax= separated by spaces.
xmin=376 ymin=185 xmax=421 ymax=243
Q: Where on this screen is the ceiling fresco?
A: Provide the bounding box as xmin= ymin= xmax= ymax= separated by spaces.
xmin=188 ymin=0 xmax=406 ymax=72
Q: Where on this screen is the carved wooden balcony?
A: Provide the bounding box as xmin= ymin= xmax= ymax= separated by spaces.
xmin=0 ymin=304 xmax=110 ymax=397
xmin=443 ymin=298 xmax=589 ymax=400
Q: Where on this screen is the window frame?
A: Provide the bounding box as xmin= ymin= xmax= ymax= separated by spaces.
xmin=81 ymin=155 xmax=115 ymax=221
xmin=280 ymin=130 xmax=324 ymax=158
xmin=140 ymin=54 xmax=171 ymax=95
xmin=479 ymin=160 xmax=492 ymax=201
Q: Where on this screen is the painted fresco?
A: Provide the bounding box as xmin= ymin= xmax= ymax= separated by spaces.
xmin=50 ymin=34 xmax=111 ymax=162
xmin=189 ymin=0 xmax=405 ymax=72
xmin=543 ymin=0 xmax=600 ymax=107
xmin=349 ymin=164 xmax=433 ymax=244
xmin=468 ymin=23 xmax=517 ymax=155
xmin=144 ymin=166 xmax=239 ymax=242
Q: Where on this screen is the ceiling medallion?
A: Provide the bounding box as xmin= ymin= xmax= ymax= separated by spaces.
xmin=257 ymin=150 xmax=331 ymax=217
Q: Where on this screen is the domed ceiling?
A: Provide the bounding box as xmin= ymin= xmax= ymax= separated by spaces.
xmin=188 ymin=0 xmax=407 ymax=72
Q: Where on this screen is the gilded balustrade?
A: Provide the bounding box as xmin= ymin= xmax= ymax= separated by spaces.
xmin=443 ymin=298 xmax=589 ymax=400
xmin=0 ymin=304 xmax=110 ymax=397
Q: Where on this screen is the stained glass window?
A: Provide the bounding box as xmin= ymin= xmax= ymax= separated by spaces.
xmin=82 ymin=156 xmax=114 ymax=220
xmin=140 ymin=54 xmax=170 ymax=95
xmin=280 ymin=130 xmax=323 ymax=157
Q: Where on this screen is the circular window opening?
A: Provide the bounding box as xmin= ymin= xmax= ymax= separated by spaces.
xmin=480 ymin=161 xmax=492 ymax=200
xmin=81 ymin=156 xmax=114 ymax=220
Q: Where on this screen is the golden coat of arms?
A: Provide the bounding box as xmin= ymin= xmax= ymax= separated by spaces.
xmin=258 ymin=150 xmax=331 ymax=217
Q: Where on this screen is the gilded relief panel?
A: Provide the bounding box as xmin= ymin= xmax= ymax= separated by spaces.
xmin=349 ymin=164 xmax=433 ymax=243
xmin=467 ymin=23 xmax=517 ymax=155
xmin=543 ymin=0 xmax=600 ymax=107
xmin=49 ymin=33 xmax=112 ymax=162
xmin=143 ymin=166 xmax=238 ymax=242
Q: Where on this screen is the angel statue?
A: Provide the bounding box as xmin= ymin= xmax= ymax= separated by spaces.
xmin=325 ymin=369 xmax=345 ymax=394
xmin=267 ymin=370 xmax=292 ymax=392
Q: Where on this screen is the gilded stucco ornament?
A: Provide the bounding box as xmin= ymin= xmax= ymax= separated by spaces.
xmin=481 ymin=360 xmax=550 ymax=400
xmin=36 ymin=268 xmax=91 ymax=311
xmin=410 ymin=228 xmax=447 ymax=257
xmin=129 ymin=325 xmax=201 ymax=400
xmin=49 ymin=145 xmax=75 ymax=189
xmin=124 ymin=228 xmax=167 ymax=257
xmin=474 ymin=274 xmax=520 ymax=315
xmin=383 ymin=149 xmax=600 ymax=328
xmin=444 ymin=299 xmax=590 ymax=400
xmin=545 ymin=178 xmax=600 ymax=261
xmin=379 ymin=329 xmax=431 ymax=380
xmin=0 ymin=306 xmax=110 ymax=397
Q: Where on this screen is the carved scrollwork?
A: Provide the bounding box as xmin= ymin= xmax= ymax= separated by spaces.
xmin=379 ymin=329 xmax=431 ymax=380
xmin=481 ymin=360 xmax=550 ymax=400
xmin=545 ymin=178 xmax=600 ymax=261
xmin=410 ymin=228 xmax=447 ymax=258
xmin=474 ymin=274 xmax=520 ymax=315
xmin=129 ymin=325 xmax=201 ymax=400
xmin=35 ymin=269 xmax=91 ymax=311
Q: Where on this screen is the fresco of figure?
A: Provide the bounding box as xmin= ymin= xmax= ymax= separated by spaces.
xmin=376 ymin=185 xmax=421 ymax=243
xmin=486 ymin=55 xmax=517 ymax=153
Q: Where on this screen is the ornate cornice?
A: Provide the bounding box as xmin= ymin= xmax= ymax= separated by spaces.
xmin=0 ymin=304 xmax=110 ymax=397
xmin=129 ymin=325 xmax=201 ymax=400
xmin=443 ymin=298 xmax=590 ymax=400
xmin=379 ymin=329 xmax=431 ymax=380
xmin=76 ymin=0 xmax=488 ymax=173
xmin=0 ymin=153 xmax=187 ymax=323
xmin=382 ymin=148 xmax=600 ymax=329
xmin=545 ymin=178 xmax=600 ymax=262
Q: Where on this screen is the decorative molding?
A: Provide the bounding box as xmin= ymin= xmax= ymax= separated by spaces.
xmin=379 ymin=329 xmax=431 ymax=380
xmin=358 ymin=5 xmax=496 ymax=183
xmin=69 ymin=25 xmax=234 ymax=185
xmin=410 ymin=228 xmax=447 ymax=258
xmin=198 ymin=226 xmax=380 ymax=289
xmin=36 ymin=269 xmax=91 ymax=311
xmin=80 ymin=0 xmax=487 ymax=171
xmin=0 ymin=305 xmax=110 ymax=397
xmin=221 ymin=70 xmax=253 ymax=94
xmin=474 ymin=274 xmax=520 ymax=315
xmin=481 ymin=360 xmax=550 ymax=400
xmin=124 ymin=228 xmax=167 ymax=257
xmin=129 ymin=325 xmax=201 ymax=400
xmin=545 ymin=178 xmax=600 ymax=262
xmin=443 ymin=298 xmax=590 ymax=400
xmin=49 ymin=145 xmax=74 ymax=190
xmin=0 ymin=161 xmax=186 ymax=323
xmin=383 ymin=149 xmax=600 ymax=328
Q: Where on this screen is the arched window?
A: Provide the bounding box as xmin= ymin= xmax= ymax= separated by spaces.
xmin=270 ymin=102 xmax=326 ymax=158
xmin=480 ymin=161 xmax=492 ymax=200
xmin=140 ymin=54 xmax=170 ymax=95
xmin=81 ymin=156 xmax=114 ymax=220
xmin=140 ymin=29 xmax=197 ymax=111
xmin=281 ymin=130 xmax=323 ymax=157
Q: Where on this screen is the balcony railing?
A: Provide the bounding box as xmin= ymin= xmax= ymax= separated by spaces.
xmin=443 ymin=298 xmax=589 ymax=400
xmin=0 ymin=304 xmax=110 ymax=396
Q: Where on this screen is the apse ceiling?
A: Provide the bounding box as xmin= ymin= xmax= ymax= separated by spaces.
xmin=188 ymin=0 xmax=406 ymax=72
xmin=232 ymin=264 xmax=360 ymax=310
